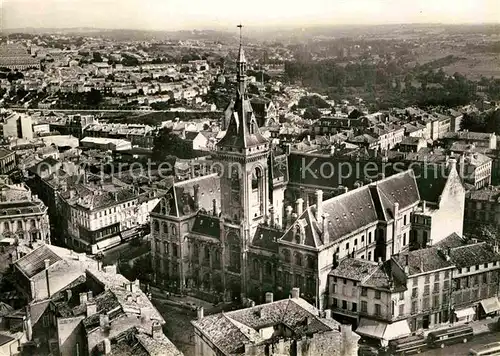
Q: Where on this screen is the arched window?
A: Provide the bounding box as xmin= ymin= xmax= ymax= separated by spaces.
xmin=171 ymin=224 xmax=177 ymax=236
xmin=162 ymin=222 xmax=168 ymax=234
xmin=295 ymin=253 xmax=302 ymax=266
xmin=307 ymin=255 xmax=315 ymax=270
xmin=249 ymin=121 xmax=256 ymax=134
xmin=17 ymin=221 xmax=23 ymax=232
xmin=204 ymin=246 xmax=210 ymax=263
xmin=153 ymin=220 xmax=159 ymax=232
xmin=192 ymin=243 xmax=199 ymax=260
xmin=251 ymin=167 xmax=262 ymax=191
xmin=3 ymin=222 xmax=9 ymax=232
xmin=283 ymin=249 xmax=291 ymax=263
xmin=265 ymin=262 xmax=272 ymax=276
xmin=253 ymin=259 xmax=259 ymax=274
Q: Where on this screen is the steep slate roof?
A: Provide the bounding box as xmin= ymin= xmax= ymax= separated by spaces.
xmin=376 ymin=170 xmax=420 ymax=219
xmin=192 ymin=298 xmax=340 ymax=355
xmin=191 ymin=214 xmax=220 ymax=238
xmin=434 ymin=233 xmax=467 ymax=249
xmin=15 ymin=245 xmax=62 ymax=278
xmin=449 ymin=243 xmax=500 ymax=268
xmin=282 ymin=170 xmax=419 ymax=249
xmin=329 ymin=258 xmax=379 ymax=281
xmin=393 ymin=248 xmax=454 ymax=276
xmin=152 ymin=174 xmax=220 ymax=218
xmin=413 ymin=165 xmax=449 ymax=204
xmin=252 ymin=225 xmax=281 ymax=252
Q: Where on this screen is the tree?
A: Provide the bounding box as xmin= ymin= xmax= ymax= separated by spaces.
xmin=298 ymin=95 xmax=330 ymax=109
xmin=152 ymin=127 xmax=195 ymax=161
xmin=348 ymin=108 xmax=364 ymax=119
xmin=86 ymin=89 xmax=103 ymax=107
xmin=92 ymin=52 xmax=103 ymax=63
xmin=460 ymin=112 xmax=487 ymax=132
xmin=303 ymin=107 xmax=322 ymax=121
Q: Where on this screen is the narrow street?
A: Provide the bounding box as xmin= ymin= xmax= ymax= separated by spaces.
xmin=420 ymin=331 xmax=500 ymax=355
xmin=101 ymin=237 xmax=150 ymax=265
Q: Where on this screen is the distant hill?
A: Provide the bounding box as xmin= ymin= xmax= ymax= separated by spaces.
xmin=0 ymin=27 xmax=238 ymax=43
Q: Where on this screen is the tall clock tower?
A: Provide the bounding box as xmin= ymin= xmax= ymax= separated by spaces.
xmin=215 ymin=25 xmax=270 ymax=300
xmin=216 ymin=25 xmax=270 ymax=235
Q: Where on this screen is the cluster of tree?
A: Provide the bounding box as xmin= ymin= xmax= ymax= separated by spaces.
xmin=284 ymin=60 xmax=400 ymax=89
xmin=460 ymin=109 xmax=500 ymax=134
xmin=464 ymin=222 xmax=500 ymax=243
xmin=152 ymin=127 xmax=195 ymax=161
xmin=0 ymin=69 xmax=24 ymax=82
xmin=297 ymin=95 xmax=330 ymax=108
xmin=121 ymin=54 xmax=140 ymax=67
xmin=92 ymin=52 xmax=103 ymax=63
xmin=303 ymin=107 xmax=322 ymax=121
xmin=53 ymin=89 xmax=103 ymax=108
xmin=417 ymin=55 xmax=461 ymax=71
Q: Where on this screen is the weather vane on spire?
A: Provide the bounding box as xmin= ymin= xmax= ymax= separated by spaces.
xmin=237 ymin=23 xmax=243 ymax=44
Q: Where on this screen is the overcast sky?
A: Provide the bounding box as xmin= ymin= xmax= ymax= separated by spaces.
xmin=2 ymin=0 xmax=499 ymax=30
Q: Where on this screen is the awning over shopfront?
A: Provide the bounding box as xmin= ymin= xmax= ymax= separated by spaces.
xmin=95 ymin=235 xmax=122 ymax=251
xmin=355 ymin=318 xmax=411 ymax=341
xmin=480 ymin=297 xmax=500 ymax=314
xmin=455 ymin=307 xmax=475 ymax=319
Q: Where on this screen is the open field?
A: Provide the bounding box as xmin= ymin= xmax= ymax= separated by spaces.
xmin=442 ymin=54 xmax=500 ymax=80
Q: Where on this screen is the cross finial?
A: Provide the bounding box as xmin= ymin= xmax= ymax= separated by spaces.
xmin=237 ymin=24 xmax=243 ymax=44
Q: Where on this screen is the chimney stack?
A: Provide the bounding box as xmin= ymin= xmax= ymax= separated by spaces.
xmin=393 ymin=202 xmax=399 ymax=219
xmin=103 ymin=339 xmax=111 ymax=355
xmin=285 ymin=205 xmax=293 ymax=228
xmin=268 ymin=207 xmax=275 ymax=228
xmin=378 ymin=257 xmax=383 ymax=265
xmin=324 ymin=309 xmax=332 ymax=319
xmin=322 ymin=213 xmax=330 ymax=245
xmin=193 ymin=184 xmax=200 ymax=210
xmin=103 ymin=265 xmax=117 ymax=274
xmin=197 ymin=306 xmax=204 ymax=320
xmin=131 ymin=279 xmax=140 ymax=293
xmin=291 ymin=287 xmax=300 ymax=299
xmin=295 ymin=198 xmax=304 ymax=216
xmin=86 ymin=300 xmax=97 ymax=317
xmin=24 ymin=305 xmax=32 ymax=342
xmin=212 ymin=199 xmax=218 ymax=216
xmin=99 ymin=314 xmax=109 ymax=328
xmin=79 ymin=292 xmax=88 ymax=305
xmin=265 ymin=292 xmax=274 ymax=303
xmin=152 ymin=320 xmax=163 ymax=340
xmin=315 ymin=190 xmax=323 ymax=220
xmin=44 ymin=259 xmax=51 ymax=297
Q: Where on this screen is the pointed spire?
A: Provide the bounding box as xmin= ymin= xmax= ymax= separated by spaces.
xmin=236 ymin=24 xmax=246 ymax=83
xmin=215 ymin=25 xmax=268 ymax=150
xmin=237 ymin=24 xmax=246 ymax=64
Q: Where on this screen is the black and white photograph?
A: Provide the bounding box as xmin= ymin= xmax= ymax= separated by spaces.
xmin=0 ymin=0 xmax=499 ymax=355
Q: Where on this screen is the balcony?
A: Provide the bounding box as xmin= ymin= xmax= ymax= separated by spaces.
xmin=331 ymin=307 xmax=359 ymax=318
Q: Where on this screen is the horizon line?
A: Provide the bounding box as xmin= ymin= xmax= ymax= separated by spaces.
xmin=2 ymin=21 xmax=500 ymax=33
